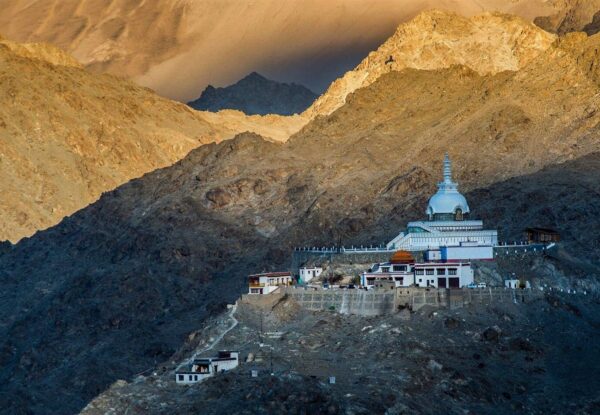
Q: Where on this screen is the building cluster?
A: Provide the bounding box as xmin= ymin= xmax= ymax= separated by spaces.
xmin=248 ymin=154 xmax=554 ymax=294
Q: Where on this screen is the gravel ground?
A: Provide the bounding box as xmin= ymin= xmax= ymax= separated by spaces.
xmin=83 ymin=292 xmax=600 ymax=414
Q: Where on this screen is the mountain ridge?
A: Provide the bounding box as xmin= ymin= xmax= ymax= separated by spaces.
xmin=305 ymin=10 xmax=557 ymax=118
xmin=0 ymin=36 xmax=305 ymax=243
xmin=0 ymin=0 xmax=562 ymax=101
xmin=188 ymin=72 xmax=317 ymax=115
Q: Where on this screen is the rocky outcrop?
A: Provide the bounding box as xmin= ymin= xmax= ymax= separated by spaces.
xmin=188 ymin=72 xmax=317 ymax=115
xmin=534 ymin=0 xmax=600 ymax=35
xmin=305 ymin=11 xmax=556 ymax=117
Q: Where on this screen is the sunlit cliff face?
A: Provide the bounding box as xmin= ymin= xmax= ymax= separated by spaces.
xmin=0 ymin=0 xmax=561 ymax=101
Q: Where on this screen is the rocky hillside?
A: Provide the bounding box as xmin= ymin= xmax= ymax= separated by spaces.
xmin=3 ymin=7 xmax=600 ymax=414
xmin=534 ymin=0 xmax=600 ymax=35
xmin=0 ymin=0 xmax=559 ymax=101
xmin=188 ymin=72 xmax=317 ymax=115
xmin=305 ymin=10 xmax=556 ymax=117
xmin=0 ymin=37 xmax=305 ymax=242
xmin=81 ymin=294 xmax=600 ymax=414
xmin=3 ymin=27 xmax=600 ymax=410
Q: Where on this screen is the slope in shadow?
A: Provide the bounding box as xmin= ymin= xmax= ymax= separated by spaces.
xmin=1 ymin=126 xmax=600 ymax=412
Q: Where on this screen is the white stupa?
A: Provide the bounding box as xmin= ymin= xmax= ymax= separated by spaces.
xmin=387 ymin=154 xmax=497 ymax=251
xmin=426 ymin=154 xmax=470 ymax=221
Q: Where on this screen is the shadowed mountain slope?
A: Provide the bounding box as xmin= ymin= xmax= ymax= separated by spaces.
xmin=534 ymin=0 xmax=600 ymax=35
xmin=188 ymin=72 xmax=317 ymax=115
xmin=3 ymin=32 xmax=600 ymax=408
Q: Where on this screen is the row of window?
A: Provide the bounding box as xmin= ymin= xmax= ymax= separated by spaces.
xmin=179 ymin=374 xmax=200 ymax=382
xmin=415 ymin=268 xmax=457 ymax=276
xmin=267 ymin=278 xmax=290 ymax=284
xmin=381 ymin=265 xmax=408 ymax=273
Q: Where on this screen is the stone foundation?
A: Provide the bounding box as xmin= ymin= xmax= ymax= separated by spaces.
xmin=280 ymin=286 xmax=542 ymax=314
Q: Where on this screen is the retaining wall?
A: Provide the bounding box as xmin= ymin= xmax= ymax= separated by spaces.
xmin=283 ymin=287 xmax=395 ymax=316
xmin=281 ymin=286 xmax=543 ymax=314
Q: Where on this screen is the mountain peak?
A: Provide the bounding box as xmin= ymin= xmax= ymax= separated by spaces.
xmin=188 ymin=72 xmax=317 ymax=116
xmin=242 ymin=71 xmax=268 ymax=82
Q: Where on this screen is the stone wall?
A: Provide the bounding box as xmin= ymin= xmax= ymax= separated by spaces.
xmin=282 ymin=287 xmax=396 ymax=316
xmin=279 ymin=286 xmax=543 ymax=314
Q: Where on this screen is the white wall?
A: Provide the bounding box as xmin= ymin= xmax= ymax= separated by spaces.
xmin=442 ymin=245 xmax=493 ymax=261
xmin=300 ymin=267 xmax=323 ymax=282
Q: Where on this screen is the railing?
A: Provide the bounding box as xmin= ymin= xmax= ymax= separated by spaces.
xmin=294 ymin=241 xmax=555 ymax=254
xmin=294 ymin=245 xmax=394 ymax=254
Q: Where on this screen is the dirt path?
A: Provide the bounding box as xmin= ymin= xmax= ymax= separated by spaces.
xmin=177 ymin=303 xmax=239 ymax=370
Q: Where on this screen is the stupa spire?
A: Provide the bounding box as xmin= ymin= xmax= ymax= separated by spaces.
xmin=443 ymin=153 xmax=452 ymax=183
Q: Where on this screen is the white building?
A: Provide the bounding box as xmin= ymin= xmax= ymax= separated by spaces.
xmin=176 ymin=351 xmax=239 ymax=384
xmin=413 ymin=262 xmax=473 ymax=288
xmin=361 ymin=250 xmax=474 ymax=289
xmin=299 ymin=266 xmax=323 ymax=283
xmin=248 ymin=272 xmax=292 ymax=294
xmin=387 ymin=154 xmax=498 ymax=251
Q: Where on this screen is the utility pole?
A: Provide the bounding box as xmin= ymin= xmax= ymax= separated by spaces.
xmin=259 ymin=310 xmax=263 ymax=344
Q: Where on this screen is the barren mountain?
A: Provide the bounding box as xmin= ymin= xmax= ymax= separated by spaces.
xmin=188 ymin=72 xmax=317 ymax=116
xmin=0 ymin=37 xmax=304 ymax=242
xmin=305 ymin=10 xmax=556 ymax=117
xmin=0 ymin=0 xmax=558 ymax=101
xmin=1 ymin=9 xmax=567 ymax=243
xmin=3 ymin=28 xmax=600 ymax=412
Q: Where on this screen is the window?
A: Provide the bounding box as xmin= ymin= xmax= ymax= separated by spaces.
xmin=416 ymin=269 xmax=424 ymax=275
xmin=188 ymin=375 xmax=193 ymax=381
xmin=418 ymin=279 xmax=422 ymax=283
xmin=449 ymin=268 xmax=457 ymax=275
xmin=426 ymin=269 xmax=434 ymax=275
xmin=178 ymin=375 xmax=184 ymax=381
xmin=381 ymin=267 xmax=390 ymax=273
xmin=194 ymin=375 xmax=198 ymax=381
xmin=437 ymin=268 xmax=445 ymax=275
xmin=393 ymin=265 xmax=406 ymax=272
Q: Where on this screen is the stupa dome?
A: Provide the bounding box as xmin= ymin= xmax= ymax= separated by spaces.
xmin=426 ymin=154 xmax=470 ymax=220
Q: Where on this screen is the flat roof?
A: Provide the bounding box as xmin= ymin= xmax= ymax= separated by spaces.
xmin=525 ymin=227 xmax=559 ymax=234
xmin=193 ymin=357 xmax=237 ymax=363
xmin=249 ymin=272 xmax=292 ymax=278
